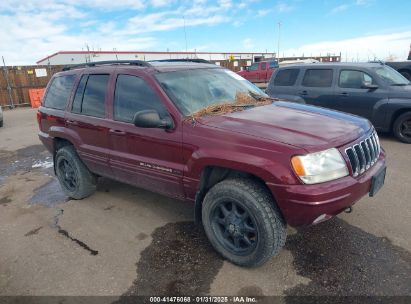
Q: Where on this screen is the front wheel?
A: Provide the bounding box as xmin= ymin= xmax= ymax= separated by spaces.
xmin=393 ymin=112 xmax=411 ymax=144
xmin=202 ymin=178 xmax=286 ymax=267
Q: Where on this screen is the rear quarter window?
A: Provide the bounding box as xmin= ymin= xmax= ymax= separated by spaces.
xmin=273 ymin=69 xmax=300 ymax=86
xmin=302 ymin=69 xmax=333 ymax=87
xmin=43 ymin=75 xmax=75 ymax=110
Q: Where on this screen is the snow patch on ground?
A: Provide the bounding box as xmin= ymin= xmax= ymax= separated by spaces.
xmin=32 ymin=160 xmax=53 ymax=169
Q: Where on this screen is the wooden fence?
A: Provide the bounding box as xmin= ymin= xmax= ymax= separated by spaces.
xmin=0 ymin=65 xmax=63 ymax=107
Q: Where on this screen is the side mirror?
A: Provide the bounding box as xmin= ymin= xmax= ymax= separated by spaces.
xmin=133 ymin=110 xmax=174 ymax=129
xmin=361 ymin=81 xmax=378 ymax=90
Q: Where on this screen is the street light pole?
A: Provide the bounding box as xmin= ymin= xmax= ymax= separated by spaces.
xmin=277 ymin=22 xmax=281 ymax=60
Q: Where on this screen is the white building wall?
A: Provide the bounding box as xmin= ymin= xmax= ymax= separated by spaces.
xmin=37 ymin=52 xmax=276 ymax=65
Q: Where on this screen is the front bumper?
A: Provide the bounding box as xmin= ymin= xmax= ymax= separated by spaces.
xmin=268 ymin=152 xmax=386 ymax=227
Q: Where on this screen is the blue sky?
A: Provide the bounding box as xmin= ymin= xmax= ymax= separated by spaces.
xmin=1 ymin=0 xmax=410 ymax=65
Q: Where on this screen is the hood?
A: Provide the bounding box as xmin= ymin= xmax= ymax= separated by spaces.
xmin=198 ymin=101 xmax=371 ymax=151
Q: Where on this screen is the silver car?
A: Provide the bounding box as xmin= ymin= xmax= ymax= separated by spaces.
xmin=0 ymin=106 xmax=3 ymax=127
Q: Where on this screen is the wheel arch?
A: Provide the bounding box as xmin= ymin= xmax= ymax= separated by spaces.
xmin=194 ymin=165 xmax=284 ymax=224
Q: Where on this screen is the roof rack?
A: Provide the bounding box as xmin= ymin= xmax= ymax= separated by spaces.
xmin=62 ymin=60 xmax=151 ymax=71
xmin=149 ymin=58 xmax=211 ymax=64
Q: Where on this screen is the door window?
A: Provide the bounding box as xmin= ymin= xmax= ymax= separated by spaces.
xmin=43 ymin=75 xmax=75 ymax=110
xmin=249 ymin=63 xmax=258 ymax=71
xmin=273 ymin=69 xmax=300 ymax=86
xmin=339 ymin=70 xmax=374 ymax=89
xmin=260 ymin=63 xmax=267 ymax=70
xmin=302 ymin=69 xmax=333 ymax=87
xmin=71 ymin=74 xmax=109 ymax=117
xmin=114 ymin=75 xmax=168 ymax=123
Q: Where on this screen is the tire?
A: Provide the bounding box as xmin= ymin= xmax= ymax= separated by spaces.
xmin=393 ymin=112 xmax=411 ymax=144
xmin=55 ymin=145 xmax=97 ymax=199
xmin=202 ymin=177 xmax=286 ymax=267
xmin=0 ymin=120 xmax=3 ymax=128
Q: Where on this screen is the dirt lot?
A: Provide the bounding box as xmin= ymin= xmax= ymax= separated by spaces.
xmin=0 ymin=108 xmax=410 ymax=298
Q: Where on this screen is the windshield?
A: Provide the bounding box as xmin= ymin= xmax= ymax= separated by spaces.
xmin=372 ymin=65 xmax=410 ymax=85
xmin=155 ymin=68 xmax=268 ymax=115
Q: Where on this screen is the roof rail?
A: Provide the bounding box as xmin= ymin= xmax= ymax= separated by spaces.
xmin=62 ymin=60 xmax=151 ymax=71
xmin=149 ymin=58 xmax=211 ymax=64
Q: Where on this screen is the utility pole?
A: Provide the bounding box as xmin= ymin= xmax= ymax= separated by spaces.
xmin=2 ymin=56 xmax=14 ymax=109
xmin=277 ymin=21 xmax=281 ymax=60
xmin=183 ymin=16 xmax=188 ymax=56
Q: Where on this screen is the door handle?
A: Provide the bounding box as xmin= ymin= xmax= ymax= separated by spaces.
xmin=109 ymin=129 xmax=126 ymax=136
xmin=299 ymin=90 xmax=308 ymax=96
xmin=66 ymin=120 xmax=78 ymax=126
xmin=339 ymin=92 xmax=349 ymax=97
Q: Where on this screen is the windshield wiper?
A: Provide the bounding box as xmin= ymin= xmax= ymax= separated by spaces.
xmin=248 ymin=90 xmax=275 ymax=101
xmin=391 ymin=83 xmax=410 ymax=86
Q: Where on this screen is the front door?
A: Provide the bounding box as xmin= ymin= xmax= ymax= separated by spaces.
xmin=333 ymin=69 xmax=384 ymax=120
xmin=107 ymin=72 xmax=184 ymax=199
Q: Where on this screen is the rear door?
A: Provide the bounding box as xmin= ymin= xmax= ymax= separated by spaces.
xmin=334 ymin=68 xmax=385 ymax=120
xmin=65 ymin=72 xmax=113 ymax=177
xmin=299 ymin=68 xmax=336 ymax=108
xmin=266 ymin=68 xmax=301 ymax=101
xmin=106 ymin=70 xmax=184 ymax=199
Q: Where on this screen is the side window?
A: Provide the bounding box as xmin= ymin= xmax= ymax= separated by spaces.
xmin=302 ymin=69 xmax=333 ymax=87
xmin=273 ymin=69 xmax=300 ymax=86
xmin=72 ymin=75 xmax=87 ymax=113
xmin=80 ymin=75 xmax=109 ymax=118
xmin=114 ymin=75 xmax=168 ymax=123
xmin=260 ymin=62 xmax=267 ymax=70
xmin=43 ymin=75 xmax=75 ymax=110
xmin=249 ymin=63 xmax=258 ymax=71
xmin=339 ymin=70 xmax=374 ymax=89
xmin=269 ymin=61 xmax=279 ymax=69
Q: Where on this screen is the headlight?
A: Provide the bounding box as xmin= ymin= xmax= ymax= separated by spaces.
xmin=291 ymin=148 xmax=349 ymax=184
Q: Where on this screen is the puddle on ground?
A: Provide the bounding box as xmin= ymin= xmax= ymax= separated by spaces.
xmin=30 ymin=178 xmax=69 ymax=207
xmin=119 ymin=221 xmax=224 ymax=298
xmin=284 ymin=218 xmax=411 ymax=298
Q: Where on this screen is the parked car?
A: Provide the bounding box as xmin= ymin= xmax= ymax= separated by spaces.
xmin=237 ymin=60 xmax=279 ymax=83
xmin=37 ymin=60 xmax=386 ymax=267
xmin=266 ymin=62 xmax=411 ymax=143
xmin=385 ymin=61 xmax=411 ymax=81
xmin=0 ymin=106 xmax=3 ymax=128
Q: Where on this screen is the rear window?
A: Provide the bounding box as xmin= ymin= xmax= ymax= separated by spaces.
xmin=269 ymin=61 xmax=279 ymax=69
xmin=43 ymin=75 xmax=75 ymax=110
xmin=273 ymin=69 xmax=299 ymax=86
xmin=302 ymin=69 xmax=333 ymax=87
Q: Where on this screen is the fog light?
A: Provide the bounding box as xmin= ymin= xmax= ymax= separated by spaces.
xmin=313 ymin=214 xmax=333 ymax=224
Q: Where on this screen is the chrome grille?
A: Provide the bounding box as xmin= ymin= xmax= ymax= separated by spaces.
xmin=345 ymin=132 xmax=380 ymax=177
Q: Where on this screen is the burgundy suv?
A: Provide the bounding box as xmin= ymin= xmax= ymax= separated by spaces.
xmin=37 ymin=60 xmax=386 ymax=267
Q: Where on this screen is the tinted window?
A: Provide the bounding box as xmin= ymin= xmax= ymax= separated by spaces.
xmin=81 ymin=75 xmax=109 ymax=118
xmin=114 ymin=75 xmax=167 ymax=123
xmin=260 ymin=62 xmax=267 ymax=70
xmin=43 ymin=75 xmax=75 ymax=110
xmin=249 ymin=63 xmax=258 ymax=71
xmin=274 ymin=69 xmax=299 ymax=86
xmin=339 ymin=70 xmax=374 ymax=89
xmin=72 ymin=75 xmax=87 ymax=113
xmin=302 ymin=69 xmax=333 ymax=87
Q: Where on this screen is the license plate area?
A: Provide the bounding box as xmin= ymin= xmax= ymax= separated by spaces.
xmin=369 ymin=166 xmax=386 ymax=197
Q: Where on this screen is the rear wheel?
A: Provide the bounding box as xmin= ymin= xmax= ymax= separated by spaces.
xmin=393 ymin=112 xmax=411 ymax=144
xmin=202 ymin=178 xmax=286 ymax=267
xmin=55 ymin=145 xmax=97 ymax=199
